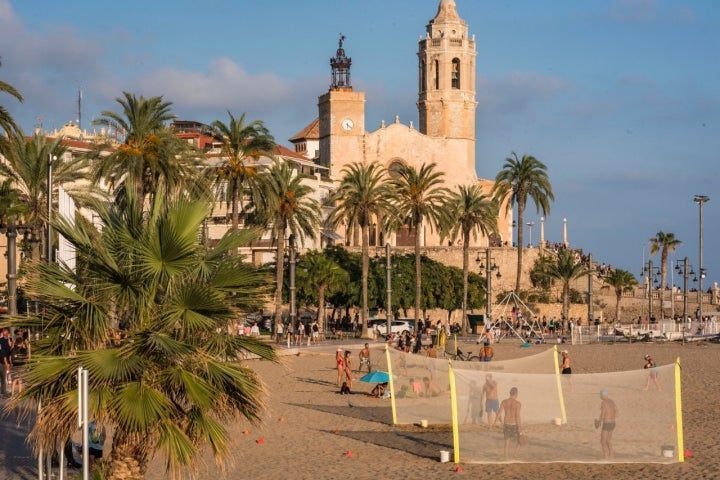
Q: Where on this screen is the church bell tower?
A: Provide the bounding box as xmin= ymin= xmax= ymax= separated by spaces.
xmin=318 ymin=35 xmax=365 ymax=174
xmin=418 ymin=0 xmax=477 ymax=157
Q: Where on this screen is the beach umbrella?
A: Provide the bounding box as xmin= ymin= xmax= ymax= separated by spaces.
xmin=359 ymin=371 xmax=390 ymax=383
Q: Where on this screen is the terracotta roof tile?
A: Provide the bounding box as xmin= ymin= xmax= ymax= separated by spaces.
xmin=289 ymin=118 xmax=319 ymax=142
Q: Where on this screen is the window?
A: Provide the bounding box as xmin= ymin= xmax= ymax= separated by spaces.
xmin=451 ymin=58 xmax=460 ymax=89
xmin=434 ymin=59 xmax=440 ymax=89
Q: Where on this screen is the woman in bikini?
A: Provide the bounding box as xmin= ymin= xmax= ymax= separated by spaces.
xmin=336 ymin=348 xmax=345 ymax=387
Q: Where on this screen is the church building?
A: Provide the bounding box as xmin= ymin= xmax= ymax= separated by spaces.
xmin=291 ymin=0 xmax=512 ymax=248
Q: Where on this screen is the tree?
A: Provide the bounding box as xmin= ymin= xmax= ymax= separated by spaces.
xmin=540 ymin=249 xmax=590 ymax=321
xmin=252 ymin=160 xmax=320 ymax=333
xmin=11 ymin=189 xmax=276 ymax=479
xmin=492 ymin=152 xmax=554 ymax=292
xmin=327 ymin=162 xmax=395 ymax=338
xmin=443 ymin=184 xmax=498 ymax=333
xmin=390 ymin=162 xmax=449 ymax=324
xmin=90 ymin=92 xmax=206 ymax=205
xmin=0 ymin=74 xmax=23 ymax=141
xmin=0 ymin=133 xmax=95 ymax=260
xmin=295 ymin=250 xmax=348 ymax=329
xmin=649 ymin=231 xmax=681 ymax=319
xmin=211 ymin=112 xmax=276 ymax=232
xmin=601 ymin=268 xmax=639 ymax=322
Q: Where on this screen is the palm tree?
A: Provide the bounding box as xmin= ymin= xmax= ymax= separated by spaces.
xmin=601 ymin=268 xmax=639 ymax=322
xmin=649 ymin=231 xmax=681 ymax=319
xmin=90 ymin=92 xmax=206 ymax=205
xmin=211 ymin=112 xmax=276 ymax=231
xmin=252 ymin=160 xmax=320 ymax=333
xmin=296 ymin=250 xmax=348 ymax=330
xmin=492 ymin=152 xmax=554 ymax=292
xmin=327 ymin=162 xmax=394 ymax=338
xmin=0 ymin=133 xmax=95 ymax=260
xmin=0 ymin=74 xmax=23 ymax=140
xmin=540 ymin=248 xmax=590 ymax=322
xmin=443 ymin=184 xmax=498 ymax=333
xmin=390 ymin=162 xmax=449 ymax=324
xmin=11 ymin=189 xmax=276 ymax=479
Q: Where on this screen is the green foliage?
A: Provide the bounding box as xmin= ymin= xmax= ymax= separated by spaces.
xmin=13 ymin=190 xmax=276 ymax=478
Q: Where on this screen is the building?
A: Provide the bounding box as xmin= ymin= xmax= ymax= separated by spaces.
xmin=291 ymin=0 xmax=512 ymax=249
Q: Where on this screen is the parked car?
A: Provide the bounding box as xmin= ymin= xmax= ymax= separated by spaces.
xmin=375 ymin=320 xmax=415 ymax=336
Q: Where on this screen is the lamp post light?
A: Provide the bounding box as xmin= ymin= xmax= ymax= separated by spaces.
xmin=526 ymin=221 xmax=535 ymax=248
xmin=476 ymin=249 xmax=501 ymax=326
xmin=674 ymin=258 xmax=694 ymax=342
xmin=642 ymin=260 xmax=661 ymax=323
xmin=694 ymin=195 xmax=709 ymax=321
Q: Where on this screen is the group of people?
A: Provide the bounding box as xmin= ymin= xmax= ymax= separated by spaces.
xmin=336 ymin=343 xmax=372 ymax=394
xmin=0 ymin=327 xmax=30 ymax=398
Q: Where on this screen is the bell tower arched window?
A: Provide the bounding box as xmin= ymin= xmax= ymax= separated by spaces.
xmin=434 ymin=59 xmax=440 ymax=89
xmin=451 ymin=58 xmax=460 ymax=89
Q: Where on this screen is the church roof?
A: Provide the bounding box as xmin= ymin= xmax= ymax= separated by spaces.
xmin=289 ymin=118 xmax=319 ymax=142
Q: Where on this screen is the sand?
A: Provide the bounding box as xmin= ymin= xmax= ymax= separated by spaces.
xmin=140 ymin=339 xmax=719 ymax=480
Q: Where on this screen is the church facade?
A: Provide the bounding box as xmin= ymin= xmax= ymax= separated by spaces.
xmin=292 ymin=0 xmax=512 ymax=248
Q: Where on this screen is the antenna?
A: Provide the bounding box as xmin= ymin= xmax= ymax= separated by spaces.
xmin=77 ymin=88 xmax=82 ymax=130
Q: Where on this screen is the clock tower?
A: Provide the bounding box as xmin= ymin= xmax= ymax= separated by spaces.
xmin=318 ymin=35 xmax=365 ymax=173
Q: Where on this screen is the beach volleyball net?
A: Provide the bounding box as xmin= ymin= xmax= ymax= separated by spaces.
xmin=385 ymin=346 xmax=684 ymax=464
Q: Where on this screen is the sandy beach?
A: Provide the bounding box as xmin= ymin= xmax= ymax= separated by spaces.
xmin=139 ymin=339 xmax=719 ymax=480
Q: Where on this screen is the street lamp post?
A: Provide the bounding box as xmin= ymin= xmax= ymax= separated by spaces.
xmin=288 ymin=234 xmax=297 ymax=341
xmin=526 ymin=221 xmax=535 ymax=248
xmin=694 ymin=195 xmax=709 ymax=321
xmin=1 ymin=221 xmax=35 ymax=316
xmin=675 ymin=258 xmax=693 ymax=343
xmin=643 ymin=260 xmax=660 ymax=323
xmin=587 ymin=253 xmax=594 ymax=327
xmin=539 ymin=216 xmax=545 ymax=253
xmin=476 ymin=249 xmax=501 ymax=326
xmin=385 ymin=242 xmax=392 ymax=339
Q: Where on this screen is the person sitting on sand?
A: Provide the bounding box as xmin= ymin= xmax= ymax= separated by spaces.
xmin=340 ymin=381 xmax=351 ymax=395
xmin=370 ymin=382 xmax=388 ymax=398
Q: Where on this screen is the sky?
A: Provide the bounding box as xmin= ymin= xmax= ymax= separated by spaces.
xmin=1 ymin=0 xmax=719 ymax=289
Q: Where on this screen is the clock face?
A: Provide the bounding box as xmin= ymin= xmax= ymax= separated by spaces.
xmin=341 ymin=118 xmax=354 ymax=131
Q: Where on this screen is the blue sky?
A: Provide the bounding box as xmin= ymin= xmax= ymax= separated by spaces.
xmin=1 ymin=0 xmax=719 ymax=290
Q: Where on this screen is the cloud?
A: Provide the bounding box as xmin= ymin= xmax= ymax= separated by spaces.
xmin=478 ymin=72 xmax=570 ymax=115
xmin=608 ymin=0 xmax=696 ymax=24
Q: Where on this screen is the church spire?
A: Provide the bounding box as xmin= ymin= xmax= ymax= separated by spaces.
xmin=433 ymin=0 xmax=460 ymax=23
xmin=329 ymin=34 xmax=352 ymax=90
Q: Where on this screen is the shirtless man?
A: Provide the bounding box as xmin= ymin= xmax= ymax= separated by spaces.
xmin=358 ymin=343 xmax=371 ymax=374
xmin=481 ymin=374 xmax=499 ymax=429
xmin=596 ymin=389 xmax=618 ymax=459
xmin=495 ymin=386 xmax=522 ymax=459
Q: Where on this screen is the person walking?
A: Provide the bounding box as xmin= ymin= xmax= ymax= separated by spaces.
xmin=595 ymin=389 xmax=618 ymax=459
xmin=495 ymin=386 xmax=523 ymax=459
xmin=0 ymin=328 xmax=12 ymax=397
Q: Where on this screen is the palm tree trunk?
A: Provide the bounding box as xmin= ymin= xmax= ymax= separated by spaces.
xmin=562 ymin=282 xmax=570 ymax=321
xmin=515 ymin=201 xmax=526 ymax=292
xmin=107 ymin=434 xmax=148 ymax=480
xmin=461 ymin=230 xmax=470 ymax=334
xmin=317 ymin=284 xmax=326 ymax=331
xmin=273 ymin=227 xmax=286 ymax=333
xmin=615 ymin=292 xmax=621 ymax=322
xmin=361 ymin=223 xmax=370 ymax=338
xmin=414 ymin=218 xmax=422 ymax=323
xmin=231 ymin=181 xmax=240 ymax=231
xmin=660 ymin=249 xmax=668 ymax=319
